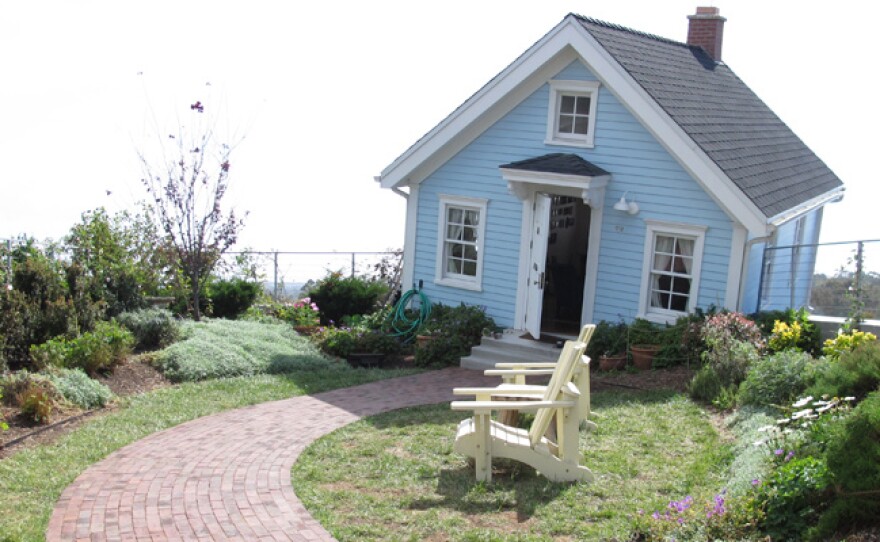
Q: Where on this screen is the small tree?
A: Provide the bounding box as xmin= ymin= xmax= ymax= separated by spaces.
xmin=138 ymin=101 xmax=245 ymax=320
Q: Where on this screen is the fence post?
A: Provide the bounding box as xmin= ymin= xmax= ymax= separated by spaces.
xmin=756 ymin=244 xmax=768 ymax=313
xmin=273 ymin=251 xmax=279 ymax=299
xmin=853 ymin=241 xmax=864 ymax=330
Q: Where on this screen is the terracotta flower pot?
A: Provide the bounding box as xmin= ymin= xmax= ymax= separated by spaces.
xmin=599 ymin=354 xmax=627 ymax=371
xmin=630 ymin=345 xmax=660 ymax=370
xmin=294 ymin=325 xmax=319 ymax=336
xmin=416 ymin=335 xmax=438 ymax=349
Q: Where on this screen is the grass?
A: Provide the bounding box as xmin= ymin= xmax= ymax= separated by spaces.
xmin=0 ymin=321 xmax=421 ymax=541
xmin=291 ymin=390 xmax=731 ymax=541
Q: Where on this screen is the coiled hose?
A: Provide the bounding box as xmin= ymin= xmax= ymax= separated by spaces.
xmin=388 ymin=288 xmax=431 ymax=343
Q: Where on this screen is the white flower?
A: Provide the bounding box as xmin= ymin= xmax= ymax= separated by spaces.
xmin=792 ymin=396 xmax=813 ymax=408
xmin=792 ymin=408 xmax=814 ymax=419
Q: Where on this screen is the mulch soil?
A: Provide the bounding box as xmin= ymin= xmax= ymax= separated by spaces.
xmin=0 ymin=356 xmax=171 ymax=458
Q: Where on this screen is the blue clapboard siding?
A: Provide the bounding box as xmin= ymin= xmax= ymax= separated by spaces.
xmin=412 ymin=60 xmax=735 ymax=327
xmin=741 ymin=208 xmax=824 ymax=313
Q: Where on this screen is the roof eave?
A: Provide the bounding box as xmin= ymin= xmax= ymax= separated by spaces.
xmin=767 ymin=186 xmax=846 ymax=227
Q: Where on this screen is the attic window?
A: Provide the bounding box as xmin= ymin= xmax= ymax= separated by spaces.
xmin=546 ymin=80 xmax=600 ymax=148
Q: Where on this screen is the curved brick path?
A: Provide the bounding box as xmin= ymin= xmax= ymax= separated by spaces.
xmin=46 ymin=368 xmax=493 ymax=541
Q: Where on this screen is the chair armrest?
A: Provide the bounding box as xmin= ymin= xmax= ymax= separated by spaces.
xmin=493 ymin=362 xmax=558 ymax=369
xmin=483 ymin=368 xmax=555 ymax=377
xmin=453 ymin=384 xmax=549 ymax=396
xmin=450 ymin=399 xmax=576 ymax=412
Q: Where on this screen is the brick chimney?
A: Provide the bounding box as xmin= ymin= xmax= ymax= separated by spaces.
xmin=687 ymin=6 xmax=726 ymax=61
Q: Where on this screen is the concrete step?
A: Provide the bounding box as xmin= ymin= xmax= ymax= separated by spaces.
xmin=460 ymin=332 xmax=561 ymax=371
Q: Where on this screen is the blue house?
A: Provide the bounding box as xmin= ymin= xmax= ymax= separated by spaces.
xmin=376 ymin=8 xmax=844 ymax=338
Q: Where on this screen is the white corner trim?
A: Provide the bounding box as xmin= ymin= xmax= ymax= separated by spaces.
xmin=580 ymin=203 xmax=603 ymax=324
xmin=637 ymin=220 xmax=708 ymax=324
xmin=544 ymin=79 xmax=600 ymax=148
xmin=400 ymin=183 xmax=419 ymax=292
xmin=434 ymin=194 xmax=488 ymax=292
xmin=725 ymin=224 xmax=747 ymax=310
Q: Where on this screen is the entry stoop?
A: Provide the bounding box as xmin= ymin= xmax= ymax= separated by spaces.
xmin=460 ymin=331 xmax=561 ymax=371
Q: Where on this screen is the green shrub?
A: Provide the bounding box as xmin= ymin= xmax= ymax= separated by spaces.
xmin=739 ymin=350 xmax=815 ymax=408
xmin=312 ymin=327 xmax=402 ymax=359
xmin=0 ymin=389 xmax=6 ymax=431
xmin=208 ymin=279 xmax=261 ymax=319
xmin=65 ymin=321 xmax=134 ymax=374
xmin=29 ymin=337 xmax=71 ymax=370
xmin=688 ymin=365 xmax=722 ymax=403
xmin=586 ymin=320 xmax=628 ymax=360
xmin=424 ymin=303 xmax=496 ymax=347
xmin=307 ymin=271 xmax=388 ymax=325
xmin=413 ymin=334 xmax=470 ymax=368
xmin=155 ymin=319 xmax=327 ymax=382
xmin=49 ymin=368 xmax=113 ymax=409
xmin=116 ymin=308 xmax=180 ymax=351
xmin=808 ymin=342 xmax=880 ymax=400
xmin=753 ymin=456 xmax=831 ymax=541
xmin=815 ymin=391 xmax=880 ymax=537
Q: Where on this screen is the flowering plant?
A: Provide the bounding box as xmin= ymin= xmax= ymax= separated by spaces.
xmin=276 ymin=297 xmax=320 ymax=326
xmin=635 ymin=490 xmax=759 ymax=540
xmin=768 ymin=320 xmax=803 ymax=352
xmin=822 ymin=329 xmax=877 ymax=361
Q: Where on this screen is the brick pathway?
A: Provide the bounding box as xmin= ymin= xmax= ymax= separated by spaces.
xmin=46 ymin=368 xmax=494 ymax=541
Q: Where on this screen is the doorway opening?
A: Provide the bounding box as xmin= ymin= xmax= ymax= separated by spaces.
xmin=540 ymin=195 xmax=590 ymax=336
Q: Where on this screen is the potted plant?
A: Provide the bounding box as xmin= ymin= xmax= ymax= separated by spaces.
xmin=278 ymin=297 xmax=321 ymax=335
xmin=415 ymin=322 xmax=442 ymax=349
xmin=588 ymin=321 xmax=629 ymax=371
xmin=628 ymin=318 xmax=662 ymax=370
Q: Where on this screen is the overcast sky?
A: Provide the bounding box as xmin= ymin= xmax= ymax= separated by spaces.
xmin=1 ymin=0 xmax=876 ymax=257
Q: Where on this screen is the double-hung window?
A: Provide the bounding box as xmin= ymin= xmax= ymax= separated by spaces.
xmin=545 ymin=80 xmax=600 ymax=148
xmin=639 ymin=221 xmax=706 ymax=322
xmin=435 ymin=195 xmax=487 ymax=291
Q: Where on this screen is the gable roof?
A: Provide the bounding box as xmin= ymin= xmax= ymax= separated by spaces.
xmin=377 ymin=13 xmax=844 ymax=233
xmin=573 ymin=15 xmax=843 ymax=219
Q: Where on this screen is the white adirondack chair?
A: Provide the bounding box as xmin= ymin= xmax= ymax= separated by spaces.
xmin=481 ymin=324 xmax=596 ymax=425
xmin=451 ymin=340 xmax=594 ymax=483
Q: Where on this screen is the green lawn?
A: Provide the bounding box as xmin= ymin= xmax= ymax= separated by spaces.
xmin=292 ymin=390 xmax=731 ymax=541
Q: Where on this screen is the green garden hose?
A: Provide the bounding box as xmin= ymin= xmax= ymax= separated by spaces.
xmin=388 ymin=288 xmax=431 ymax=342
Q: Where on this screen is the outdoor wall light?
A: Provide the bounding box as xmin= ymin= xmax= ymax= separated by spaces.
xmin=613 ymin=192 xmax=640 ymax=215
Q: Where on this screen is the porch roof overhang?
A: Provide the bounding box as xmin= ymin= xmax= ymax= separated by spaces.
xmin=499 ymin=153 xmax=610 ymax=206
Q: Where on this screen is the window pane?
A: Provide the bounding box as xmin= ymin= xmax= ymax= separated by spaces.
xmin=574 ymin=117 xmax=589 ymax=134
xmin=464 ymin=210 xmax=479 ymax=226
xmin=451 ymin=243 xmax=463 ymax=258
xmin=670 ymin=294 xmax=688 ymax=312
xmin=462 ymin=226 xmax=477 ymax=242
xmin=672 ymin=276 xmax=691 ymax=294
xmin=463 ymin=261 xmax=477 ymax=276
xmin=655 ymin=235 xmax=675 ymax=253
xmin=447 ymin=208 xmax=463 ymax=223
xmin=558 ymin=115 xmax=573 ymax=133
xmin=447 ymin=225 xmax=462 ymax=240
xmin=575 ymin=96 xmax=590 ymax=114
xmin=560 ymin=95 xmax=575 ymax=113
xmin=463 ymin=245 xmax=477 ymax=261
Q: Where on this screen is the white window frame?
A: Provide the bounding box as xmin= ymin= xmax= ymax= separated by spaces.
xmin=545 ymin=80 xmax=600 ymax=148
xmin=638 ymin=221 xmax=707 ymax=324
xmin=435 ymin=195 xmax=487 ymax=291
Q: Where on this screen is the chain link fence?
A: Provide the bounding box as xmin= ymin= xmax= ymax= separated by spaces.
xmin=218 ymin=250 xmax=402 ymax=299
xmin=757 ymin=239 xmax=880 ymax=320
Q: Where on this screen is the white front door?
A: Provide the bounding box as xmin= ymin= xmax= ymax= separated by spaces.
xmin=525 ymin=193 xmax=551 ymax=339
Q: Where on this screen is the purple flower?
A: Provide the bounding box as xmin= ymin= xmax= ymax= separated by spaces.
xmin=785 ymin=450 xmax=795 ymax=462
xmin=774 ymin=448 xmax=784 ymax=456
xmin=651 ymin=511 xmax=660 ymax=520
xmin=751 ymin=479 xmax=761 ymax=486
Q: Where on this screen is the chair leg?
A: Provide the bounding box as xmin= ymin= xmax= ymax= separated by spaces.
xmin=473 ymin=413 xmax=492 ymax=482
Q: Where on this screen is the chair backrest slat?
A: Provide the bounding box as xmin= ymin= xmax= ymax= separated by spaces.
xmin=528 ymin=340 xmax=586 ymax=446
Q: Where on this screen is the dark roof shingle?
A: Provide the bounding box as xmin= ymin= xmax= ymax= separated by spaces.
xmin=574 ymin=14 xmax=843 ymax=218
xmin=500 ymin=153 xmax=610 ymax=177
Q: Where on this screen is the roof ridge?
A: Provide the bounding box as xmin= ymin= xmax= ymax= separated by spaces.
xmin=568 ymin=12 xmax=692 ymax=50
